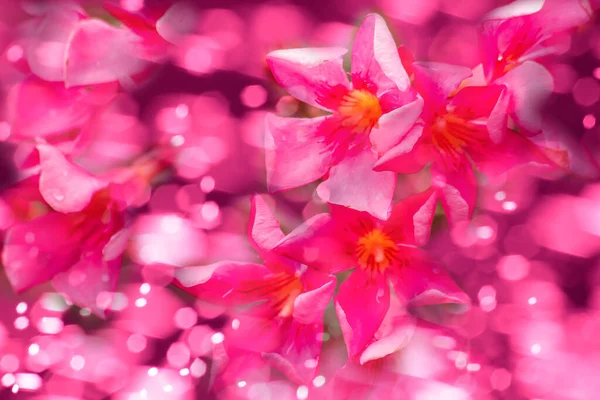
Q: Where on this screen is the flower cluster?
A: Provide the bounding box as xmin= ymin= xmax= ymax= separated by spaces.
xmin=0 ymin=0 xmax=596 ymax=399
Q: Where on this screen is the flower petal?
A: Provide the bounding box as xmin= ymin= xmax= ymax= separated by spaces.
xmin=273 ymin=213 xmax=356 ymax=273
xmin=374 ymin=124 xmax=433 ymax=174
xmin=64 ymin=19 xmax=148 ymax=87
xmin=174 ymin=261 xmax=272 ymax=306
xmin=431 ymin=159 xmax=478 ymax=227
xmin=383 ymin=188 xmax=437 ymax=246
xmin=351 ymin=14 xmax=410 ymax=95
xmin=496 ymin=61 xmax=553 ymax=134
xmin=317 ymin=149 xmax=396 ymax=220
xmin=37 ymin=143 xmax=107 ymax=213
xmin=2 ymin=213 xmax=79 ymax=292
xmin=336 ymin=269 xmax=390 ymax=358
xmin=370 ymin=97 xmax=424 ymax=154
xmin=266 ymin=47 xmax=350 ymax=111
xmin=293 ymin=273 xmax=336 ymax=325
xmin=412 ymin=62 xmax=472 ymax=107
xmin=265 ymin=114 xmax=334 ymax=192
xmin=248 ymin=194 xmax=285 ymax=253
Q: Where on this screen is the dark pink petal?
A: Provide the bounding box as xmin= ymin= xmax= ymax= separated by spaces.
xmin=223 ymin=313 xmax=282 ymax=354
xmin=293 ymin=274 xmax=336 ymax=325
xmin=248 ymin=194 xmax=285 ymax=253
xmin=2 ymin=213 xmax=78 ymax=292
xmin=25 ymin=10 xmax=84 ymax=81
xmin=383 ymin=188 xmax=437 ymax=246
xmin=64 ymin=19 xmax=148 ymax=87
xmin=412 ymin=62 xmax=472 ymax=107
xmin=431 ymin=159 xmax=478 ymax=227
xmin=390 ymin=248 xmax=470 ymax=324
xmin=351 ymin=14 xmax=410 ymax=95
xmin=37 ymin=143 xmax=107 ymax=213
xmin=336 ymin=269 xmax=390 ymax=358
xmin=496 ymin=61 xmax=553 ymax=134
xmin=52 ymin=253 xmax=121 ymax=317
xmin=266 ymin=47 xmax=350 ymax=111
xmin=370 ymin=97 xmax=423 ymax=154
xmin=265 ymin=114 xmax=334 ymax=192
xmin=174 ymin=262 xmax=272 ymax=305
xmin=374 ymin=124 xmax=432 ymax=174
xmin=273 ymin=213 xmax=356 ymax=273
xmin=317 ymin=149 xmax=396 ymax=220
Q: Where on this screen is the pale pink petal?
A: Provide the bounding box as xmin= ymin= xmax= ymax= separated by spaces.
xmin=266 ymin=47 xmax=350 ymax=110
xmin=52 ymin=253 xmax=121 ymax=317
xmin=484 ymin=0 xmax=544 ymax=20
xmin=25 ymin=10 xmax=84 ymax=81
xmin=533 ymin=0 xmax=592 ymax=34
xmin=431 ymin=159 xmax=478 ymax=227
xmin=265 ymin=114 xmax=334 ymax=192
xmin=2 ymin=213 xmax=78 ymax=292
xmin=37 ymin=143 xmax=107 ymax=213
xmin=412 ymin=62 xmax=472 ymax=107
xmin=293 ymin=274 xmax=336 ymax=325
xmin=336 ymin=269 xmax=390 ymax=358
xmin=155 ymin=1 xmax=200 ymax=45
xmin=248 ymin=194 xmax=285 ymax=253
xmin=370 ymin=97 xmax=423 ymax=154
xmin=496 ymin=61 xmax=553 ymax=134
xmin=174 ymin=262 xmax=272 ymax=305
xmin=317 ymin=149 xmax=396 ymax=220
xmin=351 ymin=14 xmax=410 ymax=95
xmin=390 ymin=248 xmax=470 ymax=323
xmin=383 ymin=188 xmax=437 ymax=246
xmin=374 ymin=124 xmax=434 ymax=174
xmin=273 ymin=213 xmax=356 ymax=273
xmin=64 ymin=19 xmax=148 ymax=87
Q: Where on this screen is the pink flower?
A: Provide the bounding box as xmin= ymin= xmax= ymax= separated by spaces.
xmin=1 ymin=144 xmax=127 ymax=316
xmin=175 ymin=195 xmax=336 ymax=383
xmin=270 ymin=191 xmax=469 ymax=363
xmin=479 ymin=0 xmax=592 ymax=82
xmin=375 ymin=62 xmax=560 ymax=228
xmin=265 ymin=13 xmax=421 ymax=219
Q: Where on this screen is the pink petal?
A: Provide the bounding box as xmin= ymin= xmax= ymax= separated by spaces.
xmin=2 ymin=213 xmax=79 ymax=292
xmin=293 ymin=274 xmax=336 ymax=325
xmin=52 ymin=253 xmax=121 ymax=317
xmin=496 ymin=61 xmax=553 ymax=134
xmin=265 ymin=114 xmax=334 ymax=192
xmin=484 ymin=0 xmax=544 ymax=19
xmin=317 ymin=149 xmax=396 ymax=220
xmin=431 ymin=159 xmax=478 ymax=227
xmin=64 ymin=19 xmax=148 ymax=87
xmin=155 ymin=2 xmax=200 ymax=45
xmin=336 ymin=269 xmax=390 ymax=358
xmin=390 ymin=248 xmax=470 ymax=323
xmin=374 ymin=124 xmax=433 ymax=174
xmin=351 ymin=14 xmax=410 ymax=95
xmin=412 ymin=62 xmax=472 ymax=107
xmin=370 ymin=97 xmax=424 ymax=154
xmin=273 ymin=213 xmax=356 ymax=273
xmin=383 ymin=188 xmax=437 ymax=246
xmin=266 ymin=47 xmax=350 ymax=111
xmin=25 ymin=10 xmax=84 ymax=81
xmin=174 ymin=262 xmax=272 ymax=305
xmin=37 ymin=143 xmax=107 ymax=213
xmin=248 ymin=194 xmax=285 ymax=253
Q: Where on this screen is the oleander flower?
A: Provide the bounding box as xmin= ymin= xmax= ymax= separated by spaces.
xmin=1 ymin=144 xmax=128 ymax=316
xmin=175 ymin=195 xmax=336 ymax=384
xmin=265 ymin=13 xmax=422 ymax=220
xmin=270 ymin=191 xmax=469 ymax=363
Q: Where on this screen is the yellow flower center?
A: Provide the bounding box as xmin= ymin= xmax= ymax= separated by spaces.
xmin=337 ymin=89 xmax=382 ymax=133
xmin=356 ymin=229 xmax=398 ymax=274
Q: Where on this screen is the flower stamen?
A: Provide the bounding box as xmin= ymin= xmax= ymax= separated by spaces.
xmin=337 ymin=89 xmax=382 ymax=133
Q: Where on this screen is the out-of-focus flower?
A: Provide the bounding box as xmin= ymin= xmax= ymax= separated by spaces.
xmin=1 ymin=144 xmax=128 ymax=316
xmin=175 ymin=195 xmax=336 ymax=384
xmin=271 ymin=191 xmax=469 ymax=363
xmin=265 ymin=13 xmax=421 ymax=219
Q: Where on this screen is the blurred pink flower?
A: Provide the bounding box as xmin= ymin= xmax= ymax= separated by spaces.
xmin=265 ymin=13 xmax=421 ymax=219
xmin=1 ymin=144 xmax=127 ymax=316
xmin=175 ymin=195 xmax=336 ymax=383
xmin=271 ymin=191 xmax=469 ymax=363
